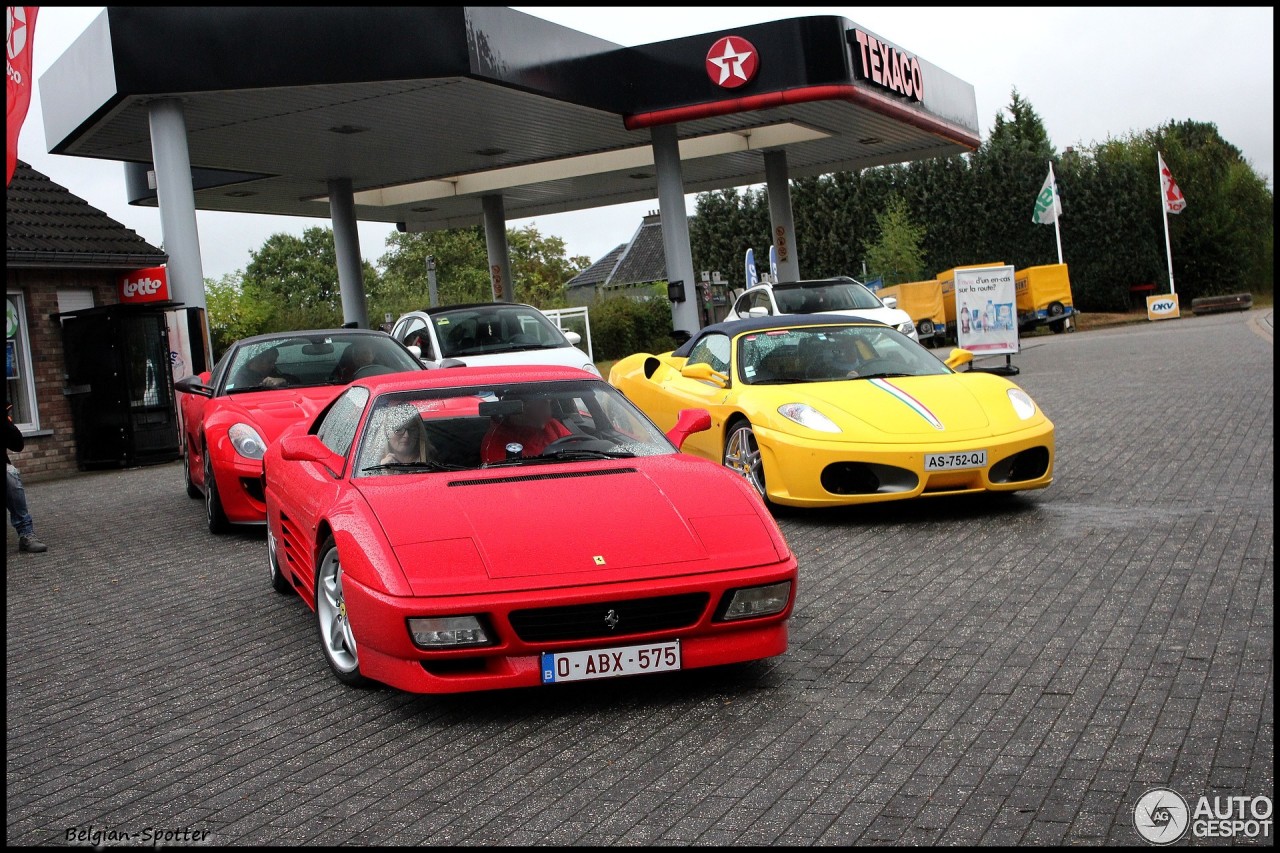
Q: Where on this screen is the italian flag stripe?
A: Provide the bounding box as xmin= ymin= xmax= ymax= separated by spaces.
xmin=869 ymin=378 xmax=944 ymax=430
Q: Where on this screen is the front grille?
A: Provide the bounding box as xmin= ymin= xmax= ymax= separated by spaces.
xmin=509 ymin=593 xmax=709 ymax=643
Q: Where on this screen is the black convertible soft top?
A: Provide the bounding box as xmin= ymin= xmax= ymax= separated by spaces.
xmin=672 ymin=314 xmax=890 ymax=358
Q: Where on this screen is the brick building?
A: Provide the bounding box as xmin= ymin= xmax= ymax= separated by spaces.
xmin=6 ymin=160 xmax=168 ymax=482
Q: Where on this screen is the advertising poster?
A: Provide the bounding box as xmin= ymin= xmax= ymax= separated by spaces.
xmin=954 ymin=265 xmax=1018 ymax=355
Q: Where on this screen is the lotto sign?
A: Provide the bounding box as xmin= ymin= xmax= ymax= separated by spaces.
xmin=119 ymin=266 xmax=170 ymax=304
xmin=1146 ymin=293 xmax=1180 ymax=321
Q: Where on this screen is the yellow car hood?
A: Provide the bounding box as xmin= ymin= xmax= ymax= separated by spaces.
xmin=764 ymin=373 xmax=1035 ymax=441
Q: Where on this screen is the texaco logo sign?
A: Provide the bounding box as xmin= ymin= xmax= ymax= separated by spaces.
xmin=705 ymin=36 xmax=758 ymax=89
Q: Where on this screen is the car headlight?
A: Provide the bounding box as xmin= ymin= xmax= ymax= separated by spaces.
xmin=228 ymin=423 xmax=268 ymax=460
xmin=408 ymin=615 xmax=493 ymax=649
xmin=1007 ymin=388 xmax=1037 ymax=420
xmin=777 ymin=403 xmax=841 ymax=433
xmin=897 ymin=320 xmax=918 ymax=338
xmin=720 ymin=581 xmax=792 ymax=620
xmin=582 ymin=362 xmax=602 ymax=377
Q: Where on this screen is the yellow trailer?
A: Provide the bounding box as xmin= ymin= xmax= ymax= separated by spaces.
xmin=1014 ymin=263 xmax=1075 ymax=333
xmin=877 ymin=279 xmax=946 ymax=345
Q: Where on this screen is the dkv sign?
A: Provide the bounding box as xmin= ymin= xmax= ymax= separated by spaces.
xmin=118 ymin=266 xmax=170 ymax=304
xmin=1146 ymin=292 xmax=1180 ymax=321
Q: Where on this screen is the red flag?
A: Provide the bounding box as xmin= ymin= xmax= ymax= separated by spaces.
xmin=6 ymin=6 xmax=39 ymax=187
xmin=1158 ymin=151 xmax=1187 ymax=214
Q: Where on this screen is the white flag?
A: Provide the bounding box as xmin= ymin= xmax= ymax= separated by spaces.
xmin=1158 ymin=152 xmax=1187 ymax=214
xmin=1031 ymin=162 xmax=1062 ymax=225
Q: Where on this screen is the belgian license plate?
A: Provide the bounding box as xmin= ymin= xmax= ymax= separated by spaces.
xmin=541 ymin=640 xmax=681 ymax=684
xmin=925 ymin=450 xmax=987 ymax=471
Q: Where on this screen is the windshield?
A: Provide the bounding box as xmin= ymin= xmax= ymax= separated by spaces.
xmin=738 ymin=325 xmax=951 ymax=385
xmin=774 ymin=281 xmax=885 ymax=313
xmin=355 ymin=378 xmax=674 ymax=475
xmin=432 ymin=305 xmax=570 ymax=359
xmin=223 ymin=333 xmax=421 ymax=393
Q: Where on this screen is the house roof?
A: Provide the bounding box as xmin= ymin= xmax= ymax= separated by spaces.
xmin=6 ymin=160 xmax=167 ymax=270
xmin=566 ymin=212 xmax=669 ymax=291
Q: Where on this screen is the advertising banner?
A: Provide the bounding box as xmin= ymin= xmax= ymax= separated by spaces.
xmin=954 ymin=265 xmax=1018 ymax=355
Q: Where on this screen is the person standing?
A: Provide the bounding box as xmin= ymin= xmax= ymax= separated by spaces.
xmin=6 ymin=397 xmax=48 ymax=553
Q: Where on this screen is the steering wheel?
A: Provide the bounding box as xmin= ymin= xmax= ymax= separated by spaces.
xmin=354 ymin=363 xmax=397 ymax=379
xmin=851 ymin=358 xmax=898 ymax=377
xmin=542 ymin=434 xmax=611 ymax=453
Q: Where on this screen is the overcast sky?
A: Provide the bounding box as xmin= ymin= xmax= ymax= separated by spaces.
xmin=14 ymin=6 xmax=1275 ymax=281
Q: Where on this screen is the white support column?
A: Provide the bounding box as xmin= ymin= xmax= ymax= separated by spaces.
xmin=764 ymin=150 xmax=800 ymax=283
xmin=147 ymin=98 xmax=210 ymax=368
xmin=651 ymin=124 xmax=699 ymax=335
xmin=328 ymin=177 xmax=369 ymax=328
xmin=482 ymin=194 xmax=514 ymax=302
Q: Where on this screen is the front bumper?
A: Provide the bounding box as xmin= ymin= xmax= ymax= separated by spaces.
xmin=341 ymin=562 xmax=797 ymax=694
xmin=752 ymin=421 xmax=1055 ymax=507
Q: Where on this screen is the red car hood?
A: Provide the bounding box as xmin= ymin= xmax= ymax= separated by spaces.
xmin=219 ymin=386 xmax=343 ymax=441
xmin=355 ymin=458 xmax=785 ymax=596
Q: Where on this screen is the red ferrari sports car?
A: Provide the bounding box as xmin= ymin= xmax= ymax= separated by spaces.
xmin=263 ymin=365 xmax=798 ymax=694
xmin=175 ymin=329 xmax=425 ymax=533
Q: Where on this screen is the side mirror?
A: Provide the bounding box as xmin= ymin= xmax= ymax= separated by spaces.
xmin=945 ymin=348 xmax=974 ymax=370
xmin=564 ymin=331 xmax=582 ymax=346
xmin=174 ymin=374 xmax=213 ymax=397
xmin=747 ymin=306 xmax=769 ymax=318
xmin=279 ymin=434 xmax=344 ymax=477
xmin=407 ymin=344 xmax=422 ymax=359
xmin=680 ymin=362 xmax=728 ymax=387
xmin=666 ymin=408 xmax=712 ymax=449
xmin=881 ymin=295 xmax=898 ymax=309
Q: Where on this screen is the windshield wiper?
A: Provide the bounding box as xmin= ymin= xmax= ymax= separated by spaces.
xmin=543 ymin=449 xmax=635 ymax=460
xmin=853 ymin=372 xmax=913 ymax=380
xmin=362 ymin=460 xmax=463 ymax=473
xmin=482 ymin=449 xmax=634 ymax=467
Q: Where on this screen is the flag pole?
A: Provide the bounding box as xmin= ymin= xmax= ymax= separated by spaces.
xmin=1160 ymin=153 xmax=1176 ymax=295
xmin=1050 ymin=163 xmax=1064 ymax=265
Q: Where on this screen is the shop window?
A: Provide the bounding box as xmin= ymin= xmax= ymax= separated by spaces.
xmin=6 ymin=291 xmax=38 ymax=429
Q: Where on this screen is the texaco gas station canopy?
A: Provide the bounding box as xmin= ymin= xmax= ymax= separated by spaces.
xmin=39 ymin=6 xmax=979 ymax=343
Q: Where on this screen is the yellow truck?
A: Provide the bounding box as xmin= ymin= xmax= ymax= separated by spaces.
xmin=877 ymin=279 xmax=946 ymax=346
xmin=1014 ymin=263 xmax=1075 ymax=333
xmin=937 ymin=263 xmax=1005 ymax=343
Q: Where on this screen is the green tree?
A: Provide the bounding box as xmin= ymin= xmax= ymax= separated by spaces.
xmin=508 ymin=224 xmax=590 ymax=308
xmin=376 ymin=227 xmax=492 ymax=316
xmin=242 ymin=226 xmax=381 ymax=330
xmin=860 ymin=194 xmax=928 ymax=285
xmin=373 ymin=223 xmax=589 ymax=319
xmin=203 ymin=271 xmax=270 ymax=359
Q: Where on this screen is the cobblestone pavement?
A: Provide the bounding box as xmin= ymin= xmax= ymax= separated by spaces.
xmin=6 ymin=308 xmax=1273 ymax=846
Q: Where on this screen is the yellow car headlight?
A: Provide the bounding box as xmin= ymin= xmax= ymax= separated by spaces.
xmin=1007 ymin=388 xmax=1037 ymax=420
xmin=777 ymin=403 xmax=841 ymax=433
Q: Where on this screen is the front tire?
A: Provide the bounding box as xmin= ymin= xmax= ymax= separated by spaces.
xmin=204 ymin=448 xmax=231 ymax=535
xmin=723 ymin=420 xmax=768 ymax=501
xmin=315 ymin=536 xmax=372 ymax=688
xmin=184 ymin=451 xmax=201 ymax=499
xmin=268 ymin=525 xmax=292 ymax=594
